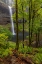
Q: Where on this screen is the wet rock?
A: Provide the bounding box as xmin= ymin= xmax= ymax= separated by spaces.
xmin=0 ymin=1 xmax=10 ymax=25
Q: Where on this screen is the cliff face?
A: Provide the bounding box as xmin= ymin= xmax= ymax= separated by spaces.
xmin=0 ymin=1 xmax=10 ymax=25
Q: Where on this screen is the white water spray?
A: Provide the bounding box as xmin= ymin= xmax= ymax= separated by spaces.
xmin=9 ymin=6 xmax=16 ymax=35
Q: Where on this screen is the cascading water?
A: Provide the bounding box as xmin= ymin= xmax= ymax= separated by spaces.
xmin=9 ymin=6 xmax=16 ymax=35
xmin=2 ymin=0 xmax=15 ymax=35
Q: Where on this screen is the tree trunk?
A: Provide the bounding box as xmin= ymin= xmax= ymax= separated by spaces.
xmin=15 ymin=0 xmax=19 ymax=50
xmin=30 ymin=0 xmax=33 ymax=43
xmin=29 ymin=0 xmax=31 ymax=46
xmin=36 ymin=30 xmax=40 ymax=47
xmin=23 ymin=17 xmax=24 ymax=48
xmin=22 ymin=5 xmax=24 ymax=48
xmin=36 ymin=32 xmax=38 ymax=47
xmin=31 ymin=0 xmax=35 ymax=43
xmin=38 ymin=29 xmax=40 ymax=47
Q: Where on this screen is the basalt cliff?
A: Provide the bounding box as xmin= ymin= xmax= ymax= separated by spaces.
xmin=0 ymin=1 xmax=10 ymax=25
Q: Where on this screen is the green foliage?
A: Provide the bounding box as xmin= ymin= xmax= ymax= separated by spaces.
xmin=0 ymin=33 xmax=8 ymax=48
xmin=18 ymin=23 xmax=23 ymax=31
xmin=0 ymin=33 xmax=16 ymax=58
xmin=32 ymin=0 xmax=42 ymax=33
xmin=18 ymin=43 xmax=33 ymax=54
xmin=0 ymin=48 xmax=12 ymax=58
xmin=13 ymin=0 xmax=28 ymax=21
xmin=18 ymin=43 xmax=42 ymax=64
xmin=0 ymin=33 xmax=10 ymax=57
xmin=0 ymin=25 xmax=11 ymax=34
xmin=0 ymin=25 xmax=12 ymax=40
xmin=0 ymin=0 xmax=42 ymax=61
xmin=33 ymin=53 xmax=42 ymax=64
xmin=32 ymin=47 xmax=42 ymax=64
xmin=9 ymin=41 xmax=16 ymax=49
xmin=38 ymin=48 xmax=42 ymax=53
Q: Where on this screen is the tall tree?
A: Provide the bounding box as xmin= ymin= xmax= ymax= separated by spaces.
xmin=33 ymin=0 xmax=42 ymax=47
xmin=15 ymin=0 xmax=19 ymax=50
xmin=20 ymin=0 xmax=25 ymax=48
xmin=29 ymin=0 xmax=32 ymax=46
xmin=13 ymin=0 xmax=28 ymax=48
xmin=22 ymin=4 xmax=24 ymax=48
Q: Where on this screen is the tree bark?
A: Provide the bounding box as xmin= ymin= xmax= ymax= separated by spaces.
xmin=15 ymin=0 xmax=19 ymax=50
xmin=36 ymin=30 xmax=40 ymax=47
xmin=29 ymin=0 xmax=31 ymax=46
xmin=38 ymin=29 xmax=40 ymax=47
xmin=23 ymin=17 xmax=24 ymax=48
xmin=22 ymin=5 xmax=24 ymax=48
xmin=36 ymin=33 xmax=38 ymax=47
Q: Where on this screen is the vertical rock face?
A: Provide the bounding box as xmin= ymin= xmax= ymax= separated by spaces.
xmin=0 ymin=1 xmax=10 ymax=25
xmin=0 ymin=0 xmax=13 ymax=6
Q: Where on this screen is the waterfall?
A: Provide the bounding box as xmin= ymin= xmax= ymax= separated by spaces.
xmin=9 ymin=6 xmax=16 ymax=35
xmin=2 ymin=0 xmax=16 ymax=35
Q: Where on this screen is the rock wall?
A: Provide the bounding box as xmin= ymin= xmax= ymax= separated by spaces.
xmin=0 ymin=1 xmax=10 ymax=25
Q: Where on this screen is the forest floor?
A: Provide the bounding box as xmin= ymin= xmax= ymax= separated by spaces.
xmin=0 ymin=24 xmax=42 ymax=64
xmin=0 ymin=50 xmax=33 ymax=64
xmin=0 ymin=47 xmax=42 ymax=64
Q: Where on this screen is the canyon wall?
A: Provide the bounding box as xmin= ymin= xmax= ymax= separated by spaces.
xmin=0 ymin=1 xmax=10 ymax=25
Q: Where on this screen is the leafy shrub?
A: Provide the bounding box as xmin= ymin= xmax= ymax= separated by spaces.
xmin=0 ymin=48 xmax=13 ymax=58
xmin=9 ymin=41 xmax=16 ymax=49
xmin=0 ymin=25 xmax=12 ymax=40
xmin=0 ymin=33 xmax=13 ymax=58
xmin=33 ymin=53 xmax=42 ymax=64
xmin=38 ymin=48 xmax=42 ymax=53
xmin=18 ymin=43 xmax=33 ymax=54
xmin=0 ymin=33 xmax=8 ymax=48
